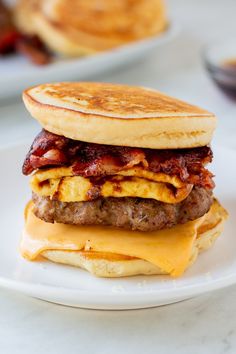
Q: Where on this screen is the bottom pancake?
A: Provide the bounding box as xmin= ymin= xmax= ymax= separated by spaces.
xmin=42 ymin=216 xmax=224 ymax=277
xmin=32 ymin=187 xmax=212 ymax=232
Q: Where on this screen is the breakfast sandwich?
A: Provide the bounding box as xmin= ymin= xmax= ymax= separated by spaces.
xmin=14 ymin=0 xmax=167 ymax=57
xmin=21 ymin=82 xmax=228 ymax=277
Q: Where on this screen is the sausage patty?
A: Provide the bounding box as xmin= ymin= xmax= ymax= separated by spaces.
xmin=32 ymin=187 xmax=212 ymax=232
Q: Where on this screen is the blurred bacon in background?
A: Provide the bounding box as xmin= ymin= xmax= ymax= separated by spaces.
xmin=0 ymin=0 xmax=19 ymax=54
xmin=0 ymin=0 xmax=51 ymax=64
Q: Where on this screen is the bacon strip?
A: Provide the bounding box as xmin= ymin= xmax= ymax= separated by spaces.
xmin=22 ymin=129 xmax=214 ymax=189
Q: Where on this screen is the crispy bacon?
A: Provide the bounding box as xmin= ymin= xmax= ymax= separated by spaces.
xmin=22 ymin=129 xmax=214 ymax=189
xmin=23 ymin=130 xmax=69 ymax=174
xmin=72 ymin=144 xmax=147 ymax=176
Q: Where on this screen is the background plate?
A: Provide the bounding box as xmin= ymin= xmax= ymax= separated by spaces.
xmin=0 ymin=143 xmax=235 ymax=310
xmin=0 ymin=24 xmax=178 ymax=100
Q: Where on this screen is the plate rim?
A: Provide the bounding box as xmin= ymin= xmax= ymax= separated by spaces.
xmin=0 ymin=272 xmax=235 ymax=309
xmin=0 ymin=23 xmax=179 ymax=83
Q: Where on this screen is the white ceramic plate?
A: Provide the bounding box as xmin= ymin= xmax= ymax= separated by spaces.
xmin=0 ymin=142 xmax=235 ymax=310
xmin=0 ymin=24 xmax=178 ymax=100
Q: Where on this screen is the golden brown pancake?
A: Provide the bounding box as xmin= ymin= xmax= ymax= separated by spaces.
xmin=23 ymin=82 xmax=217 ymax=149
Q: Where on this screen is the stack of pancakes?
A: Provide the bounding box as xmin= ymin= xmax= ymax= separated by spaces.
xmin=21 ymin=82 xmax=228 ymax=277
xmin=14 ymin=0 xmax=167 ymax=57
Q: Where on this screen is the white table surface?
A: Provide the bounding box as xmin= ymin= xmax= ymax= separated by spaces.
xmin=1 ymin=0 xmax=236 ymax=353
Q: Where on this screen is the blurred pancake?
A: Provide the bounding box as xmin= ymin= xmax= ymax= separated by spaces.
xmin=14 ymin=0 xmax=167 ymax=56
xmin=13 ymin=0 xmax=39 ymax=35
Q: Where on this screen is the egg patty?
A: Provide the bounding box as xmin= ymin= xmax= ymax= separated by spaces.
xmin=30 ymin=166 xmax=193 ymax=204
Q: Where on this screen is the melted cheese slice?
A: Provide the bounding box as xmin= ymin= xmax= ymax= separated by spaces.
xmin=30 ymin=166 xmax=192 ymax=204
xmin=21 ymin=201 xmax=220 ymax=277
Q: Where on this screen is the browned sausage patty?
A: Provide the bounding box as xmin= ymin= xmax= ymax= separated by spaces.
xmin=32 ymin=187 xmax=212 ymax=232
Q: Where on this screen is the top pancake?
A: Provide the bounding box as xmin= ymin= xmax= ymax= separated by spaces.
xmin=23 ymin=82 xmax=217 ymax=149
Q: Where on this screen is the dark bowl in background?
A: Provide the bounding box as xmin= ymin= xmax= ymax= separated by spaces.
xmin=203 ymin=38 xmax=236 ymax=99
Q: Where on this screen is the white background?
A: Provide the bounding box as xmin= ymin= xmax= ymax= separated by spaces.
xmin=1 ymin=0 xmax=236 ymax=353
